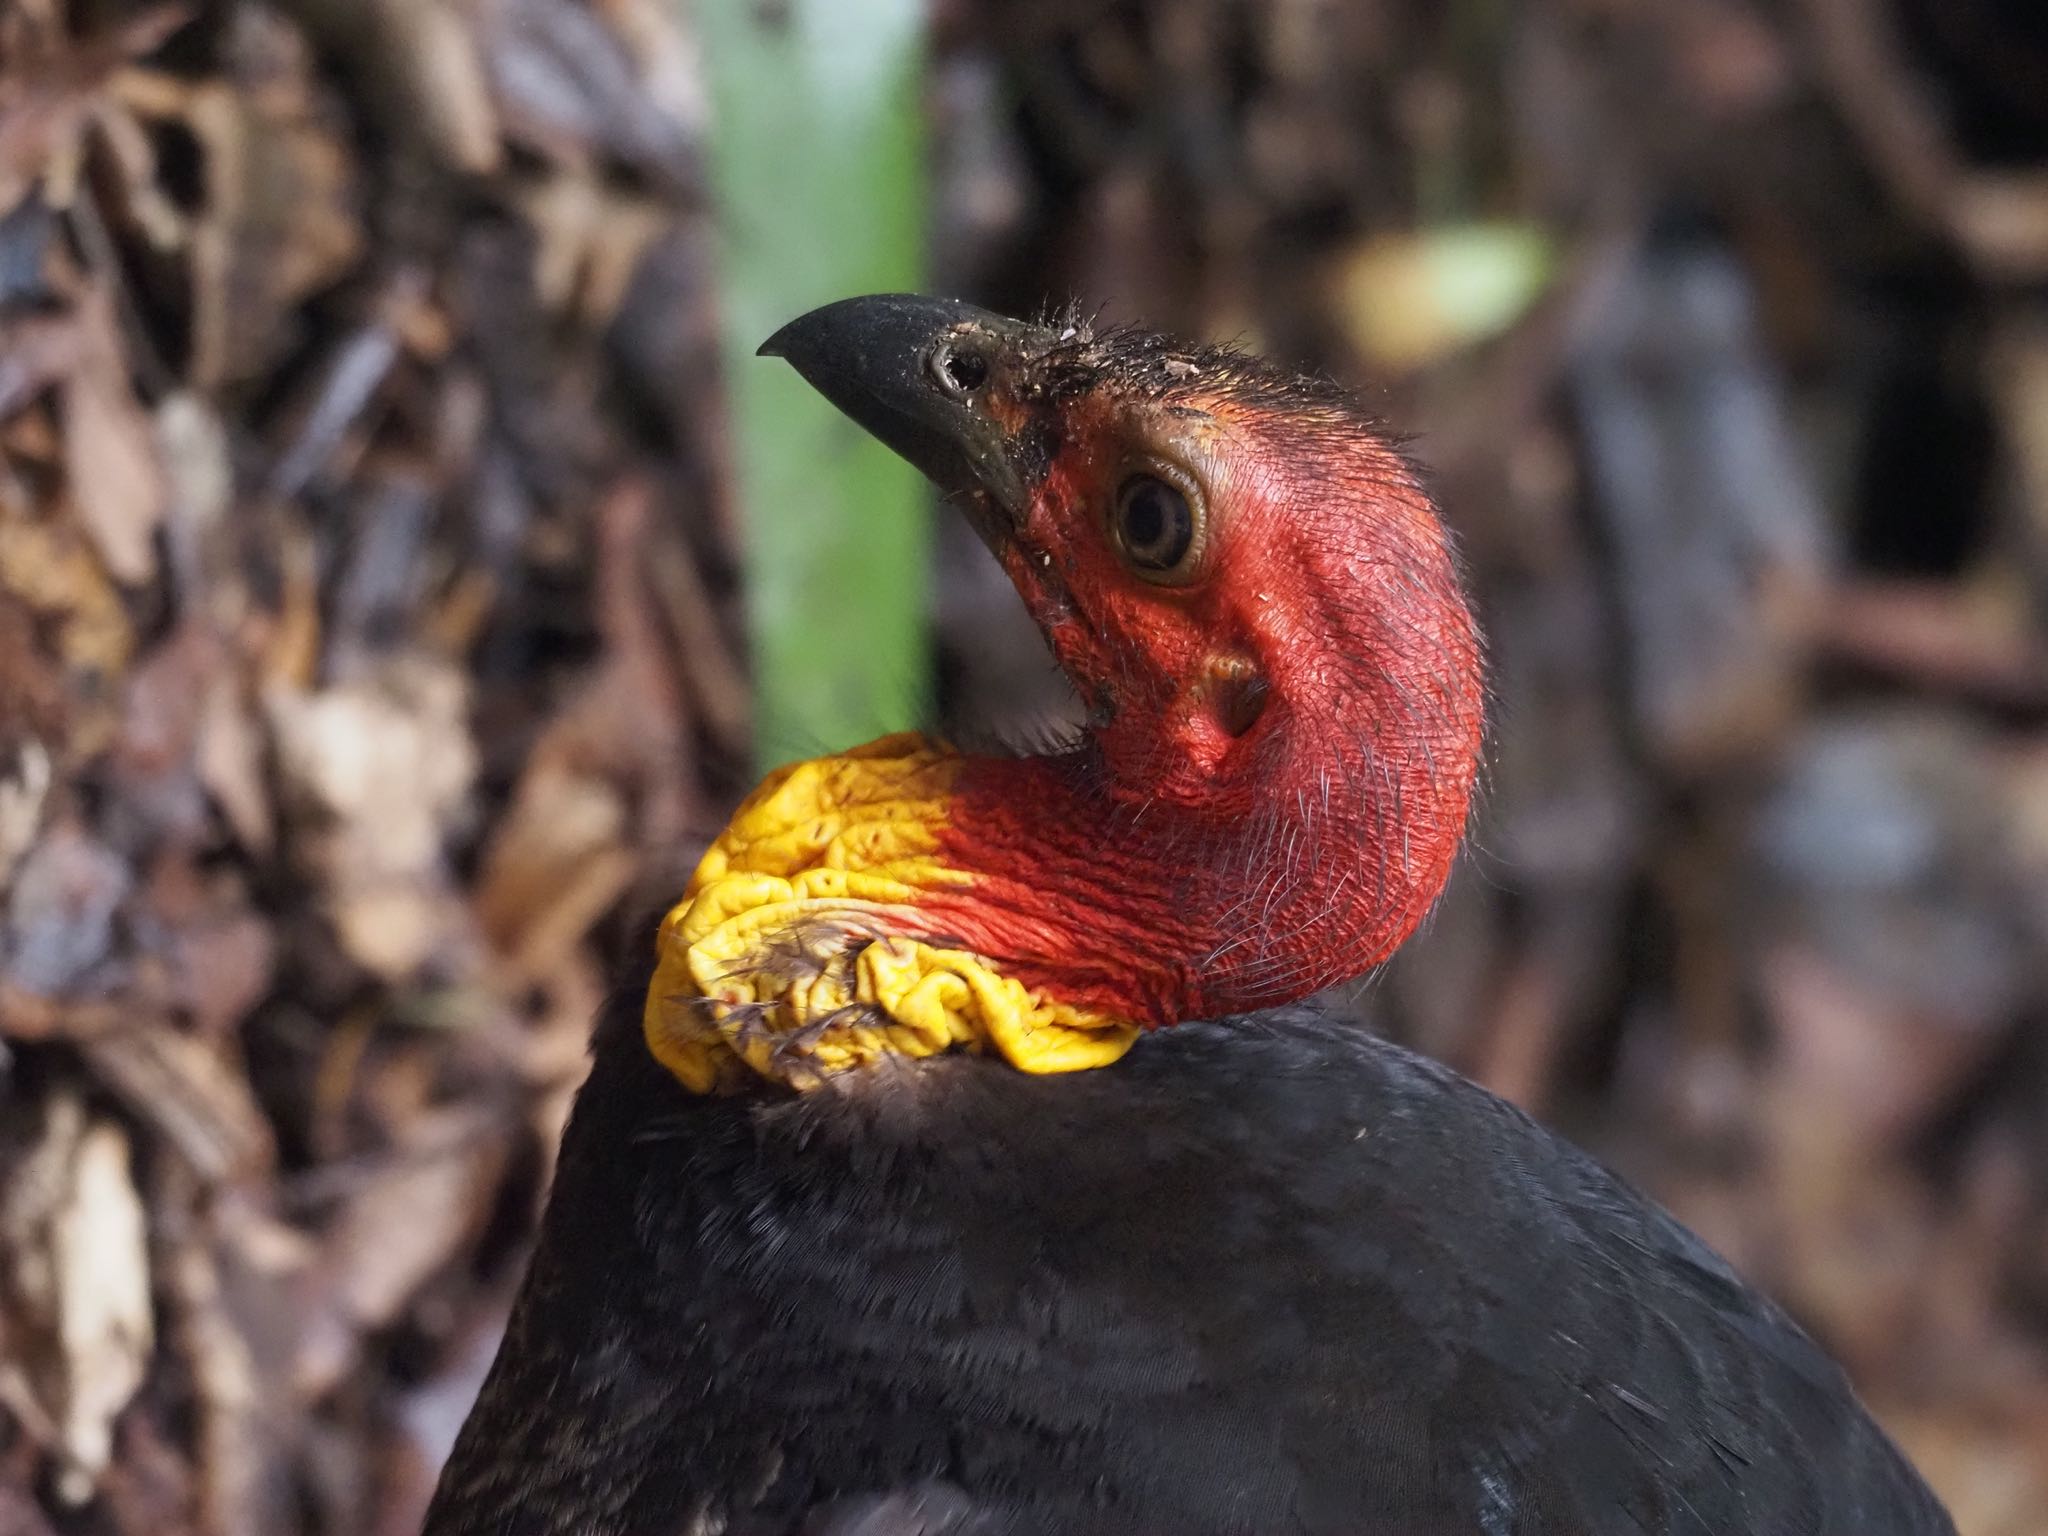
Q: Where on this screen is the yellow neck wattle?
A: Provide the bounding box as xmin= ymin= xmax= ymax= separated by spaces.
xmin=642 ymin=733 xmax=1140 ymax=1094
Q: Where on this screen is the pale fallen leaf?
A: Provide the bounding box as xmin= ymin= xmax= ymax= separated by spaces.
xmin=0 ymin=738 xmax=51 ymax=894
xmin=268 ymin=662 xmax=476 ymax=881
xmin=0 ymin=1093 xmax=153 ymax=1504
xmin=268 ymin=658 xmax=480 ymax=981
xmin=61 ymin=291 xmax=166 ymax=587
xmin=154 ymin=390 xmax=235 ymax=603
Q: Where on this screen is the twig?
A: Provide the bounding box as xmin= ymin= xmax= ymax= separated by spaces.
xmin=1798 ymin=0 xmax=2048 ymax=279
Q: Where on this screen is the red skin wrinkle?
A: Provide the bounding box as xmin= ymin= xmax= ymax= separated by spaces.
xmin=918 ymin=389 xmax=1485 ymax=1028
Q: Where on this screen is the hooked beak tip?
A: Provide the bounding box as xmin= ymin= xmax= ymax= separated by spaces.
xmin=755 ymin=294 xmax=1049 ymax=517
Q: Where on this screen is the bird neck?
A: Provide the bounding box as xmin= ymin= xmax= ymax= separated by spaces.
xmin=934 ymin=727 xmax=1471 ymax=1023
xmin=641 ymin=667 xmax=1479 ymax=1096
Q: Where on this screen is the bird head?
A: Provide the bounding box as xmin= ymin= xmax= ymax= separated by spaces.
xmin=643 ymin=296 xmax=1485 ymax=1094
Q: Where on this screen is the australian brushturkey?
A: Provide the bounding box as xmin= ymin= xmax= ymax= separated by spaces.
xmin=422 ymin=296 xmax=1954 ymax=1536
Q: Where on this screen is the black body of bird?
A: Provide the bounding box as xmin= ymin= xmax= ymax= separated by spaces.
xmin=425 ymin=978 xmax=1950 ymax=1535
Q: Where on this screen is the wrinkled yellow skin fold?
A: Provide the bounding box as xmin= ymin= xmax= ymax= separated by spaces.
xmin=643 ymin=734 xmax=1140 ymax=1093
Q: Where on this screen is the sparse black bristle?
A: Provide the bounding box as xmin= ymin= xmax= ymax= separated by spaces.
xmin=1021 ymin=305 xmax=1364 ymax=419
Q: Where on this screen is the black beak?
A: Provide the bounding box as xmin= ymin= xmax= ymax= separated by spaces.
xmin=759 ymin=294 xmax=1052 ymax=522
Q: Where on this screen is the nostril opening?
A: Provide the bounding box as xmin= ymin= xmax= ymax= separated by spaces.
xmin=933 ymin=344 xmax=989 ymax=395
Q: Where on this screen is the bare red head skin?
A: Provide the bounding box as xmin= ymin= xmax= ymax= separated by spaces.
xmin=763 ymin=297 xmax=1485 ymax=1030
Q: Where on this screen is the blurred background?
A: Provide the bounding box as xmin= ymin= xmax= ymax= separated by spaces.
xmin=2 ymin=0 xmax=2047 ymax=1531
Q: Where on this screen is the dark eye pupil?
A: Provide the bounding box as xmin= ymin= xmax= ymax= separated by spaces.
xmin=1117 ymin=476 xmax=1193 ymax=570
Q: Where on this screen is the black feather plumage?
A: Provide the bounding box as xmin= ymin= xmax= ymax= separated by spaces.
xmin=423 ymin=973 xmax=1952 ymax=1536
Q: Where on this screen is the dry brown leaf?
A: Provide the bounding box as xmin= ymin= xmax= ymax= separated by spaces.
xmin=1810 ymin=577 xmax=2048 ymax=706
xmin=473 ymin=763 xmax=627 ymax=962
xmin=0 ymin=1093 xmax=153 ymax=1504
xmin=81 ymin=1023 xmax=274 ymax=1184
xmin=1884 ymin=1404 xmax=2048 ymax=1536
xmin=164 ymin=908 xmax=274 ymax=1042
xmin=380 ymin=0 xmax=503 ymax=177
xmin=109 ymin=623 xmax=218 ymax=846
xmin=518 ymin=172 xmax=669 ymax=327
xmin=591 ymin=0 xmax=709 ymax=138
xmin=649 ymin=519 xmax=749 ymax=755
xmin=0 ymin=311 xmax=86 ymax=420
xmin=0 ymin=479 xmax=139 ymax=710
xmin=314 ymin=1108 xmax=509 ymax=1357
xmin=0 ymin=5 xmax=193 ymax=218
xmin=1989 ymin=319 xmax=2048 ymax=569
xmin=195 ymin=673 xmax=272 ymax=857
xmin=159 ymin=1184 xmax=280 ymax=1536
xmin=111 ymin=9 xmax=363 ymax=388
xmin=1760 ymin=944 xmax=2008 ymax=1159
xmin=0 ymin=987 xmax=124 ymax=1044
xmin=0 ymin=565 xmax=68 ymax=725
xmin=86 ymin=84 xmax=190 ymax=254
xmin=0 ymin=1480 xmax=60 ymax=1536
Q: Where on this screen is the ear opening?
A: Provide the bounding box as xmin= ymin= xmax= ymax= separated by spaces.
xmin=1207 ymin=652 xmax=1271 ymax=738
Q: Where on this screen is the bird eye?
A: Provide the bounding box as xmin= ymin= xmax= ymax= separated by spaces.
xmin=1112 ymin=473 xmax=1200 ymax=578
